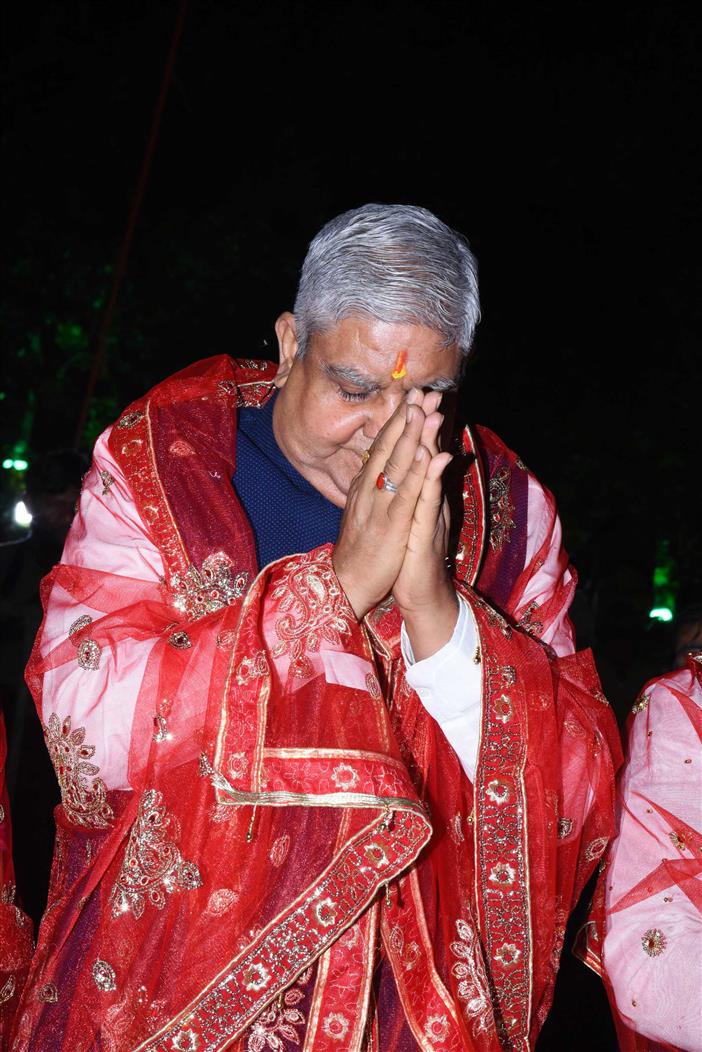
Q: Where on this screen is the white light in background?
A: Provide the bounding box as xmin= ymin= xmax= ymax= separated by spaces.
xmin=13 ymin=501 xmax=33 ymax=527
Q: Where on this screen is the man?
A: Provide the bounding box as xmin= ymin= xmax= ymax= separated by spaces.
xmin=11 ymin=205 xmax=620 ymax=1050
xmin=580 ymin=615 xmax=701 ymax=1051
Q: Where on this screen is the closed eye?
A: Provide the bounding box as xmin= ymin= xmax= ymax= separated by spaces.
xmin=339 ymin=387 xmax=371 ymax=402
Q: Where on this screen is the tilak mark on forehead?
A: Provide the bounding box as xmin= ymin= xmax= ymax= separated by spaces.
xmin=391 ymin=350 xmax=408 ymax=381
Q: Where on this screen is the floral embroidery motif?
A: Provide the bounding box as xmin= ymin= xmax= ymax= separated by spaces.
xmin=321 ymin=1012 xmax=350 ymax=1043
xmin=168 ymin=552 xmax=249 ymax=621
xmin=208 ymin=888 xmax=238 ymax=915
xmin=172 ymin=1030 xmax=199 ymax=1051
xmin=494 ymin=942 xmax=521 ymax=968
xmin=216 ymin=630 xmax=237 ymax=650
xmin=494 ymin=694 xmax=513 ymax=723
xmin=557 ymin=817 xmax=573 ymax=839
xmin=245 ymin=968 xmax=311 ymax=1051
xmin=168 ymin=439 xmax=196 ymax=457
xmin=641 ymin=928 xmax=667 ymax=957
xmin=331 ymin=763 xmax=359 ymax=790
xmin=632 ymin=692 xmax=651 ymax=713
xmin=0 ymin=976 xmax=16 ymax=1005
xmin=517 ymin=600 xmax=544 ymax=638
xmin=486 ymin=779 xmax=511 ymax=805
xmin=110 ymin=789 xmax=202 ymax=919
xmin=228 ymin=752 xmax=248 ymax=781
xmin=93 ymin=959 xmax=117 ymax=992
xmin=501 ymin=665 xmax=517 ymax=688
xmin=271 ymin=551 xmax=352 ymax=678
xmin=450 ymin=917 xmax=493 ymax=1035
xmin=669 ymin=830 xmax=687 ymax=851
xmin=37 ymin=982 xmax=59 ymax=1003
xmin=243 ymin=963 xmax=271 ymax=993
xmin=584 ymin=836 xmax=609 ymax=862
xmin=43 ymin=713 xmax=114 ymax=829
xmin=270 ymin=835 xmax=290 ymax=868
xmin=365 ymin=672 xmax=381 ymax=698
xmin=152 ymin=715 xmax=170 ymax=743
xmin=168 ymin=629 xmax=192 ymax=650
xmin=99 ymin=469 xmax=115 ymax=495
xmin=488 ymin=468 xmax=515 ymax=552
xmin=489 ymin=862 xmax=516 ymax=885
xmin=116 ymin=409 xmax=145 ymax=430
xmin=69 ymin=614 xmax=102 ymax=671
xmin=236 ymin=652 xmax=269 ymax=686
xmin=424 ymin=1015 xmax=450 ymax=1043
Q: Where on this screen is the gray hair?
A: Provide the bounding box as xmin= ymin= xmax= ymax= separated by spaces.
xmin=293 ymin=203 xmax=480 ymax=358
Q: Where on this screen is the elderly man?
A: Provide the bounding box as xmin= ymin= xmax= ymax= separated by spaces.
xmin=11 ymin=205 xmax=620 ymax=1051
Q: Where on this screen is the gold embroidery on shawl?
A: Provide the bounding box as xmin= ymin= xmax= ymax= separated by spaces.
xmin=488 ymin=468 xmax=515 ymax=552
xmin=168 ymin=552 xmax=249 ymax=620
xmin=110 ymin=789 xmax=202 ymax=919
xmin=450 ymin=917 xmax=493 ymax=1035
xmin=424 ymin=1015 xmax=450 ymax=1044
xmin=0 ymin=804 xmax=4 ymax=823
xmin=632 ymin=692 xmax=651 ymax=713
xmin=43 ymin=713 xmax=114 ymax=829
xmin=641 ymin=928 xmax=667 ymax=957
xmin=272 ymin=552 xmax=352 ymax=678
xmin=116 ymin=410 xmax=145 ymax=430
xmin=99 ymin=470 xmax=115 ymax=495
xmin=68 ymin=615 xmax=102 ymax=671
xmin=516 ymin=600 xmax=543 ymax=638
xmin=37 ymin=982 xmax=59 ymax=1003
xmin=0 ymin=976 xmax=16 ymax=1005
xmin=93 ymin=959 xmax=117 ymax=991
xmin=557 ymin=817 xmax=573 ymax=839
xmin=168 ymin=629 xmax=192 ymax=649
xmin=245 ymin=968 xmax=312 ymax=1050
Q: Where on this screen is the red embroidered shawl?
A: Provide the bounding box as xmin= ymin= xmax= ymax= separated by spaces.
xmin=11 ymin=357 xmax=621 ymax=1051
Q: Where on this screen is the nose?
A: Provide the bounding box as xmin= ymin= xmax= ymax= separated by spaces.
xmin=362 ymin=387 xmax=406 ymax=441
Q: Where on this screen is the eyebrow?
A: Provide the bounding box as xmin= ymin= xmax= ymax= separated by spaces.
xmin=322 ymin=362 xmax=458 ymax=393
xmin=322 ymin=362 xmax=382 ymax=391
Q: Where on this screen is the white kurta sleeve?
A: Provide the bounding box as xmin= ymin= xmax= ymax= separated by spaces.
xmin=400 ymin=594 xmax=482 ymax=781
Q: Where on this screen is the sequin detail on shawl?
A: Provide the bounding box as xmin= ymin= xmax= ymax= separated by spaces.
xmin=488 ymin=468 xmax=516 ymax=552
xmin=110 ymin=789 xmax=202 ymax=919
xmin=42 ymin=713 xmax=114 ymax=829
xmin=167 ymin=552 xmax=249 ymax=620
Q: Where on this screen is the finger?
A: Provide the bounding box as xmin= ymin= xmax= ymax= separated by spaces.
xmin=380 ymin=402 xmax=429 ymax=491
xmin=386 ymin=443 xmax=431 ymax=527
xmin=420 ymin=410 xmax=443 ymax=456
xmin=410 ymin=452 xmax=453 ymax=544
xmin=364 ymin=389 xmax=420 ymax=476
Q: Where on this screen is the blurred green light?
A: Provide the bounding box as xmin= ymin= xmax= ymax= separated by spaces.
xmin=2 ymin=459 xmax=13 ymax=469
xmin=649 ymin=607 xmax=673 ymax=623
xmin=13 ymin=459 xmax=29 ymax=471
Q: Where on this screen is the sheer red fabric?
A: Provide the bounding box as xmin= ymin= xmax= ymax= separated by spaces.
xmin=0 ymin=716 xmax=33 ymax=1048
xmin=11 ymin=358 xmax=620 ymax=1051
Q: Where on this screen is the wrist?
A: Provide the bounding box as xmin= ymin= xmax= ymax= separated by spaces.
xmin=399 ymin=586 xmax=459 ymax=662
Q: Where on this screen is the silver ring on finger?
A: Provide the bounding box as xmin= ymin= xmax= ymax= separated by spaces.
xmin=375 ymin=471 xmax=398 ymax=494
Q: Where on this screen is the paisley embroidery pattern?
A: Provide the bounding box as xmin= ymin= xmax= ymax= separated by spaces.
xmin=68 ymin=614 xmax=102 ymax=671
xmin=42 ymin=713 xmax=114 ymax=829
xmin=168 ymin=552 xmax=249 ymax=621
xmin=110 ymin=789 xmax=202 ymax=919
xmin=272 ymin=551 xmax=352 ymax=678
xmin=488 ymin=468 xmax=515 ymax=552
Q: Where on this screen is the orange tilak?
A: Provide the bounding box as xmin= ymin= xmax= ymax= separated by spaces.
xmin=390 ymin=350 xmax=408 ymax=380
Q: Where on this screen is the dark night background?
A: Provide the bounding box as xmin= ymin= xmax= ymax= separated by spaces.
xmin=1 ymin=1 xmax=700 ymax=1047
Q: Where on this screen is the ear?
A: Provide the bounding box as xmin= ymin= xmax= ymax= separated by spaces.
xmin=273 ymin=312 xmax=299 ymax=389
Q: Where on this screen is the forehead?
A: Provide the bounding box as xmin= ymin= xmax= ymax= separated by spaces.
xmin=311 ymin=317 xmax=460 ymax=383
